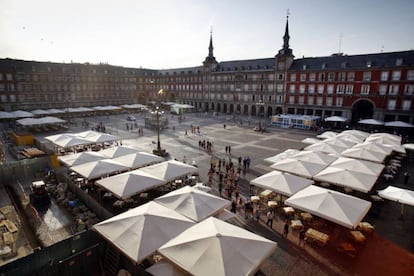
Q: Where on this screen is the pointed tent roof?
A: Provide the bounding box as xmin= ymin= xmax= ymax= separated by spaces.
xmin=158 ymin=217 xmax=277 ymax=276
xmin=285 ymin=185 xmax=371 ymax=229
xmin=384 ymin=121 xmax=414 ymax=128
xmin=316 ymin=131 xmax=338 ymax=139
xmin=264 ymin=149 xmax=300 ymax=163
xmin=98 ymin=145 xmax=143 ymax=158
xmin=70 ymin=159 xmax=130 ymax=180
xmin=140 ymin=160 xmax=198 ymax=182
xmin=378 ymin=186 xmax=414 ymax=206
xmin=250 ymin=170 xmax=313 ymax=196
xmin=95 ymin=170 xmax=167 ymax=199
xmin=329 ymin=157 xmax=385 ymax=176
xmin=341 ymin=147 xmax=388 ymax=163
xmin=292 ymin=150 xmax=337 ymax=165
xmin=154 ymin=186 xmax=231 ymax=222
xmin=58 ymin=151 xmax=106 ymax=167
xmin=304 ymin=142 xmax=347 ymax=156
xmin=112 ymin=152 xmax=164 ymax=169
xmin=270 ymin=158 xmax=327 ymax=178
xmin=93 ymin=201 xmax=195 ymax=263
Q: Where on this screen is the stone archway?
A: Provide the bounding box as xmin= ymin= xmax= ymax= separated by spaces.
xmin=267 ymin=106 xmax=273 ymax=116
xmin=216 ymin=103 xmax=221 ymax=113
xmin=275 ymin=107 xmax=283 ymax=115
xmin=236 ymin=104 xmax=241 ymax=114
xmin=229 ymin=104 xmax=234 ymax=114
xmin=352 ymin=99 xmax=375 ymax=124
xmin=251 ymin=105 xmax=257 ymax=116
xmin=243 ymin=105 xmax=249 ymax=115
xmin=223 ymin=103 xmax=228 ymax=114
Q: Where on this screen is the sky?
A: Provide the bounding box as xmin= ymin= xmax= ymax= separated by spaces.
xmin=1 ymin=0 xmax=413 ymax=69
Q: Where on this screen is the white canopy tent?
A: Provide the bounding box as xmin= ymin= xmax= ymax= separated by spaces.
xmin=384 ymin=121 xmax=414 ymax=128
xmin=334 ymin=133 xmax=365 ymax=144
xmin=146 ymin=260 xmax=185 ymax=276
xmin=304 ymin=142 xmax=347 ymax=156
xmin=154 ymin=186 xmax=231 ymax=222
xmin=358 ymin=118 xmax=384 ymax=125
xmin=95 ymin=170 xmax=167 ymax=199
xmin=322 ymin=137 xmax=358 ymax=148
xmin=112 ymin=152 xmax=164 ymax=169
xmin=378 ymin=186 xmax=414 ymax=217
xmin=316 ymin=131 xmax=338 ymax=140
xmin=366 ymin=133 xmax=402 ymax=145
xmin=270 ymin=158 xmax=327 ymax=179
xmin=313 ymin=167 xmax=379 ymax=193
xmin=158 ymin=217 xmax=277 ymax=276
xmin=341 ymin=147 xmax=388 ymax=163
xmin=285 ymin=185 xmax=371 ymax=229
xmin=264 ymin=149 xmax=300 ymax=164
xmin=301 ymin=137 xmax=321 ymax=144
xmin=325 ymin=116 xmax=348 ymax=122
xmin=70 ymin=159 xmax=130 ymax=180
xmin=292 ymin=150 xmax=337 ymax=166
xmin=140 ymin=160 xmax=198 ymax=182
xmin=250 ymin=170 xmax=313 ymax=197
xmin=340 ymin=130 xmax=370 ymax=140
xmin=93 ymin=201 xmax=195 ymax=263
xmin=98 ymin=145 xmax=143 ymax=158
xmin=58 ymin=151 xmax=106 ymax=167
xmin=0 ymin=111 xmax=14 ymax=119
xmin=16 ymin=116 xmax=66 ymax=126
xmin=352 ymin=142 xmax=393 ymax=155
xmin=45 ymin=130 xmax=119 ymax=149
xmin=10 ymin=110 xmax=34 ymax=118
xmin=328 ymin=157 xmax=385 ymax=176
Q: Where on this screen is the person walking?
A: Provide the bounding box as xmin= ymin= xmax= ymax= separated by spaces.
xmin=404 ymin=172 xmax=410 ymax=184
xmin=266 ymin=210 xmax=274 ymax=228
xmin=283 ymin=220 xmax=290 ymax=238
xmin=255 ymin=207 xmax=261 ymax=222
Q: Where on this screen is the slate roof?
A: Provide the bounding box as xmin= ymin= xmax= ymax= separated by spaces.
xmin=290 ymin=50 xmax=414 ymax=71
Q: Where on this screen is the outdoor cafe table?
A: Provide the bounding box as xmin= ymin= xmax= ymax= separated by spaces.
xmin=259 ymin=189 xmax=273 ymax=199
xmin=305 ymin=228 xmax=329 ymax=247
xmin=300 ymin=212 xmax=313 ymax=223
xmin=268 ymin=201 xmax=278 ymax=208
xmin=291 ymin=220 xmax=304 ymax=230
xmin=357 ymin=222 xmax=374 ymax=234
xmin=283 ymin=207 xmax=295 ymax=216
xmin=251 ymin=196 xmax=260 ymax=203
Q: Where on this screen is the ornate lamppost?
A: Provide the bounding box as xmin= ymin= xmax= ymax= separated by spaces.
xmin=256 ymin=100 xmax=265 ymax=129
xmin=152 ymin=89 xmax=168 ymax=157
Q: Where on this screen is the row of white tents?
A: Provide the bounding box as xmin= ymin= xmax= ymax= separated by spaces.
xmin=93 ymin=186 xmax=277 ymax=275
xmin=324 ymin=116 xmax=414 ymax=128
xmin=253 ymin=129 xmax=412 ymax=229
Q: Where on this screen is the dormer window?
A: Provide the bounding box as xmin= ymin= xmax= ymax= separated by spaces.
xmin=396 ymin=58 xmax=403 ymax=66
xmin=302 ymin=64 xmax=307 ymax=70
xmin=341 ymin=62 xmax=347 ymax=68
xmin=322 ymin=63 xmax=327 ymax=69
xmin=366 ymin=61 xmax=372 ymax=67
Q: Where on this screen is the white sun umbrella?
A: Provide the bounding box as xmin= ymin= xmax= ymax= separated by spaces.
xmin=313 ymin=167 xmax=379 ymax=193
xmin=214 ymin=209 xmax=236 ymax=221
xmin=341 ymin=147 xmax=388 ymax=163
xmin=95 ymin=170 xmax=167 ymax=199
xmin=264 ymin=149 xmax=300 ymax=164
xmin=53 ymin=136 xmax=91 ymax=148
xmin=99 ymin=145 xmax=143 ymax=158
xmin=352 ymin=142 xmax=393 ymax=155
xmin=329 ymin=157 xmax=385 ymax=176
xmin=270 ymin=158 xmax=327 ymax=179
xmin=316 ymin=131 xmax=338 ymax=139
xmin=322 ymin=137 xmax=357 ymax=148
xmin=93 ymin=201 xmax=195 ymax=263
xmin=140 ymin=160 xmax=198 ymax=182
xmin=193 ymin=182 xmax=212 ymax=193
xmin=384 ymin=121 xmax=414 ymax=128
xmin=325 ymin=116 xmax=348 ymax=122
xmin=158 ymin=217 xmax=277 ymax=276
xmin=291 ymin=150 xmax=337 ymax=165
xmin=366 ymin=133 xmax=402 ymax=145
xmin=250 ymin=170 xmax=313 ymax=197
xmin=0 ymin=111 xmax=14 ymax=119
xmin=358 ymin=118 xmax=384 ymax=126
xmin=304 ymin=142 xmax=347 ymax=156
xmin=285 ymin=185 xmax=371 ymax=229
xmin=154 ymin=186 xmax=231 ymax=222
xmin=58 ymin=151 xmax=106 ymax=167
xmin=76 ymin=130 xmax=119 ymax=143
xmin=301 ymin=137 xmax=321 ymax=144
xmin=378 ymin=186 xmax=414 ymax=217
xmin=146 ymin=260 xmax=185 ymax=276
xmin=10 ymin=110 xmax=34 ymax=118
xmin=403 ymin=143 xmax=414 ymax=151
xmin=71 ymin=159 xmax=130 ymax=180
xmin=335 ymin=133 xmax=365 ymax=144
xmin=112 ymin=152 xmax=164 ymax=169
xmin=341 ymin=130 xmax=370 ymax=140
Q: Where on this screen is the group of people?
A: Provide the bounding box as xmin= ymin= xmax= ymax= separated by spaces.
xmin=199 ymin=140 xmax=213 ymax=152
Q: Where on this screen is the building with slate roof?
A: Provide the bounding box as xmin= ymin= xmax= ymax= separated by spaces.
xmin=0 ymin=16 xmax=413 ymax=123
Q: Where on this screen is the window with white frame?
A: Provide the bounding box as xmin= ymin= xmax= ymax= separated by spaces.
xmin=269 ymin=74 xmax=274 ymax=81
xmin=402 ymin=100 xmax=411 ymax=110
xmin=363 ymin=72 xmax=371 ymax=81
xmin=268 ymin=84 xmax=274 ymax=91
xmin=307 ymin=96 xmax=314 ymax=105
xmin=289 ymin=95 xmax=295 ymax=104
xmin=300 ymin=74 xmax=306 ymax=81
xmin=327 ymin=84 xmax=334 ymax=94
xmin=336 ymin=97 xmax=343 ymax=106
xmin=326 ymin=97 xmax=333 ymax=106
xmin=0 ymin=74 xmax=3 ymax=81
xmin=309 ymin=73 xmax=316 ymax=81
xmin=308 ymin=84 xmax=315 ymax=94
xmin=244 ymin=84 xmax=249 ymax=91
xmin=387 ymin=99 xmax=396 ymax=110
xmin=392 ymin=71 xmax=401 ymax=81
xmin=347 ymin=72 xmax=355 ymax=81
xmin=6 ymin=73 xmax=12 ymax=81
xmin=328 ymin=72 xmax=335 ymax=81
xmin=277 ymin=84 xmax=283 ymax=92
xmin=299 ymin=84 xmax=305 ymax=94
xmin=290 ymin=74 xmax=296 ymax=82
xmin=361 ymin=85 xmax=370 ymax=95
xmin=317 ymin=96 xmax=323 ymax=106
xmin=317 ymin=84 xmax=324 ymax=94
xmin=389 ymin=84 xmax=399 ymax=95
xmin=381 ymin=71 xmax=389 ymax=81
xmin=336 ymin=84 xmax=345 ymax=94
xmin=290 ymin=84 xmax=296 ymax=93
xmin=299 ymin=96 xmax=304 ymax=104
xmin=0 ymin=84 xmax=4 ymax=91
xmin=346 ymin=85 xmax=354 ymax=94
xmin=0 ymin=95 xmax=6 ymax=102
xmin=404 ymin=84 xmax=414 ymax=95
xmin=8 ymin=84 xmax=15 ymax=91
xmin=407 ymin=70 xmax=414 ymax=80
xmin=278 ymin=74 xmax=284 ymax=80
xmin=379 ymin=85 xmax=387 ymax=95
xmin=338 ymin=72 xmax=345 ymax=81
xmin=318 ymin=73 xmax=326 ymax=82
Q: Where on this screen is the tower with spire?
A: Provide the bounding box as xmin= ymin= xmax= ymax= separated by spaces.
xmin=203 ymin=30 xmax=218 ymax=67
xmin=276 ymin=12 xmax=294 ymax=58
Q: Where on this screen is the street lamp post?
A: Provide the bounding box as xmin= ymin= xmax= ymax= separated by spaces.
xmin=152 ymin=89 xmax=168 ymax=157
xmin=256 ymin=100 xmax=265 ymax=129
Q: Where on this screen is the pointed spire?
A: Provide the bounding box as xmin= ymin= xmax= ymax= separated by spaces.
xmin=203 ymin=27 xmax=217 ymax=66
xmin=283 ymin=14 xmax=290 ymax=50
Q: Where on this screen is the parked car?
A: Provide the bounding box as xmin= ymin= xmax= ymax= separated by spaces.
xmin=127 ymin=115 xmax=136 ymax=121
